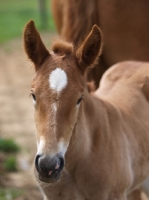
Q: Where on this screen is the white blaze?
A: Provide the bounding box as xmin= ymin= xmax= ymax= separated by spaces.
xmin=49 ymin=68 xmax=67 ymax=93
xmin=53 ymin=103 xmax=57 ymax=112
xmin=37 ymin=136 xmax=45 ymax=154
xmin=58 ymin=140 xmax=68 ymax=156
xmin=44 ymin=68 xmax=68 ymax=157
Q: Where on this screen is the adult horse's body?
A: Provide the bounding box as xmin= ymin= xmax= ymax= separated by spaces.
xmin=24 ymin=21 xmax=149 ymax=200
xmin=51 ymin=0 xmax=149 ymax=88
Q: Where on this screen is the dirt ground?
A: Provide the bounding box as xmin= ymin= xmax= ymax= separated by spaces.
xmin=0 ymin=33 xmax=148 ymax=200
xmin=0 ymin=32 xmax=56 ymax=200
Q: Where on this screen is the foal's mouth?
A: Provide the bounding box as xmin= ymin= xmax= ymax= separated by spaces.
xmin=38 ymin=170 xmax=62 ymax=183
xmin=35 ymin=154 xmax=64 ymax=183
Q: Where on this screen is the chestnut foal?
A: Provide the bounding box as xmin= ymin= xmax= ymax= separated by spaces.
xmin=24 ymin=21 xmax=149 ymax=200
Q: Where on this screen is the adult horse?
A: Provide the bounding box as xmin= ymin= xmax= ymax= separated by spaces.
xmin=51 ymin=0 xmax=149 ymax=88
xmin=24 ymin=20 xmax=149 ymax=200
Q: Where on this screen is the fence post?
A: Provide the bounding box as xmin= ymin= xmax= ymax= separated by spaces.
xmin=38 ymin=0 xmax=48 ymax=29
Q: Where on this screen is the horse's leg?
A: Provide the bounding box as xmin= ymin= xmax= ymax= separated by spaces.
xmin=38 ymin=170 xmax=84 ymax=200
xmin=51 ymin=0 xmax=64 ymax=34
xmin=87 ymin=59 xmax=108 ymax=89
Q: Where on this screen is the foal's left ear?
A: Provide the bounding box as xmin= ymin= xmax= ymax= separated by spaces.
xmin=23 ymin=20 xmax=49 ymax=70
xmin=76 ymin=25 xmax=103 ymax=71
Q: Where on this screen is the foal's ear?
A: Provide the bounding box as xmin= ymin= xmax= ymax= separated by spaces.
xmin=23 ymin=20 xmax=49 ymax=70
xmin=76 ymin=25 xmax=103 ymax=71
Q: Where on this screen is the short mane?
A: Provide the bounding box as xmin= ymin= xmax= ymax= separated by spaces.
xmin=52 ymin=39 xmax=73 ymax=56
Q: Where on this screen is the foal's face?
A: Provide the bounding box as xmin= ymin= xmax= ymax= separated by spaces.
xmin=24 ymin=20 xmax=102 ymax=183
xmin=32 ymin=55 xmax=84 ymax=182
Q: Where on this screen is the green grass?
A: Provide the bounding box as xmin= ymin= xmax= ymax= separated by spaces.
xmin=0 ymin=188 xmax=23 ymax=200
xmin=0 ymin=0 xmax=55 ymax=43
xmin=4 ymin=156 xmax=17 ymax=172
xmin=0 ymin=138 xmax=19 ymax=172
xmin=0 ymin=138 xmax=20 ymax=153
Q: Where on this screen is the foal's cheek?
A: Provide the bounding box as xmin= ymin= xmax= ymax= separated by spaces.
xmin=34 ymin=111 xmax=44 ymax=139
xmin=73 ymin=105 xmax=81 ymax=122
xmin=65 ymin=109 xmax=80 ymax=135
xmin=34 ymin=112 xmax=39 ymax=128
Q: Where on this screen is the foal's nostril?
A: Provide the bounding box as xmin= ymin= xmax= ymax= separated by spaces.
xmin=59 ymin=157 xmax=64 ymax=170
xmin=35 ymin=154 xmax=65 ymax=182
xmin=47 ymin=156 xmax=64 ymax=177
xmin=35 ymin=154 xmax=41 ymax=172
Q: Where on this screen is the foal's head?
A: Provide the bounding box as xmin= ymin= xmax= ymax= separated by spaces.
xmin=24 ymin=20 xmax=102 ymax=183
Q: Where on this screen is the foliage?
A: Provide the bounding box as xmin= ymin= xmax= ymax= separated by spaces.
xmin=0 ymin=0 xmax=55 ymax=43
xmin=0 ymin=138 xmax=20 ymax=153
xmin=0 ymin=188 xmax=23 ymax=200
xmin=0 ymin=138 xmax=20 ymax=171
xmin=4 ymin=156 xmax=17 ymax=172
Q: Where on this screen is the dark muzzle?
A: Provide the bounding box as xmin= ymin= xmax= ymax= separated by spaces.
xmin=35 ymin=153 xmax=64 ymax=183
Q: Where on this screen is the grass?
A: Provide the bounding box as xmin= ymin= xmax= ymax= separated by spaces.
xmin=0 ymin=138 xmax=19 ymax=172
xmin=0 ymin=0 xmax=55 ymax=44
xmin=4 ymin=156 xmax=17 ymax=172
xmin=0 ymin=138 xmax=20 ymax=153
xmin=0 ymin=188 xmax=23 ymax=200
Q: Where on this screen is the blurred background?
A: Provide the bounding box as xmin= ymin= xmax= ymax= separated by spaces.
xmin=0 ymin=0 xmax=56 ymax=199
xmin=1 ymin=0 xmax=149 ymax=200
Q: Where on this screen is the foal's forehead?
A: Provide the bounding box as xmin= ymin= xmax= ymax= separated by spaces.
xmin=32 ymin=55 xmax=83 ymax=93
xmin=49 ymin=67 xmax=68 ymax=93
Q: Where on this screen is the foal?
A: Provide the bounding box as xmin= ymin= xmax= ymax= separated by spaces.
xmin=24 ymin=21 xmax=149 ymax=200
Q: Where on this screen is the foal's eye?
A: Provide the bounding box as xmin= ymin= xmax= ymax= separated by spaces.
xmin=31 ymin=92 xmax=36 ymax=106
xmin=77 ymin=95 xmax=83 ymax=105
xmin=32 ymin=93 xmax=36 ymax=101
xmin=31 ymin=93 xmax=36 ymax=101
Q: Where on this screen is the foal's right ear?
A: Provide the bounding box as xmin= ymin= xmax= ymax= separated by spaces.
xmin=23 ymin=20 xmax=49 ymax=70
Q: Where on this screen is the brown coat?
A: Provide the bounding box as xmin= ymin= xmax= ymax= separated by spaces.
xmin=51 ymin=0 xmax=149 ymax=88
